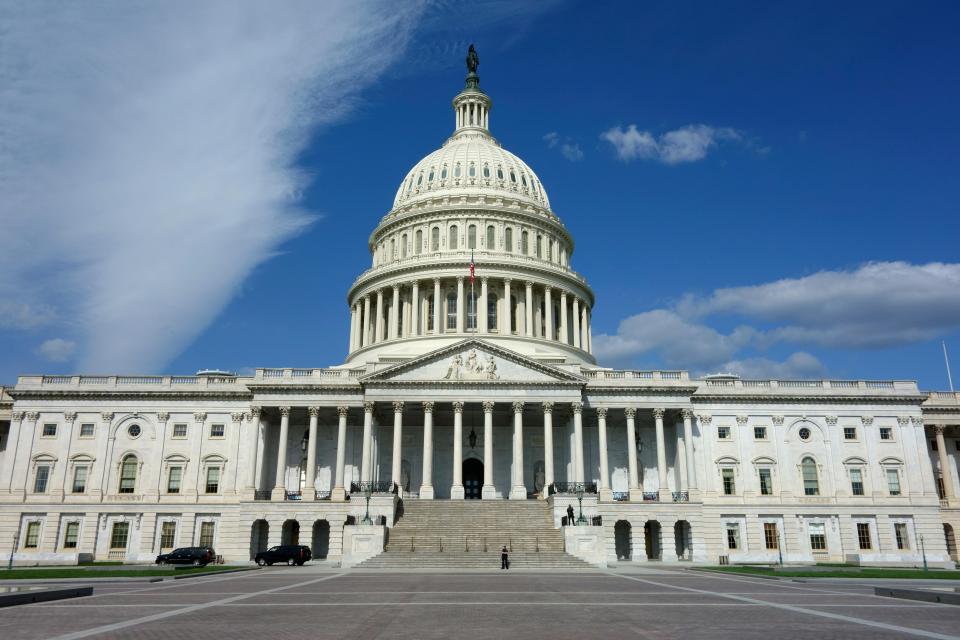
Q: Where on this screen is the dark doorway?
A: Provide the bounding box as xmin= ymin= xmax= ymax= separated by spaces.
xmin=463 ymin=458 xmax=483 ymax=499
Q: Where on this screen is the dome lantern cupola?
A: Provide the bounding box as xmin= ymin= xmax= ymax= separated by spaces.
xmin=452 ymin=44 xmax=491 ymax=135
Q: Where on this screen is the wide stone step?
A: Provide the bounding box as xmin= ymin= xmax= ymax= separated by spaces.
xmin=356 ymin=552 xmax=592 ymax=569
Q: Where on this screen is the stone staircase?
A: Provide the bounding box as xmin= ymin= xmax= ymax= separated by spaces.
xmin=353 ymin=499 xmax=592 ymax=569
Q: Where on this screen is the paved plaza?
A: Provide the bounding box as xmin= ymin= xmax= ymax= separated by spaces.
xmin=1 ymin=567 xmax=959 ymax=639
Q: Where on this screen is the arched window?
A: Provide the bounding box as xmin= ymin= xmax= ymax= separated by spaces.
xmin=415 ymin=230 xmax=422 ymax=255
xmin=548 ymin=239 xmax=554 ymax=262
xmin=801 ymin=457 xmax=819 ymax=496
xmin=441 ymin=165 xmax=448 ymax=180
xmin=118 ymin=455 xmax=138 ymax=494
xmin=521 ymin=230 xmax=529 ymax=254
xmin=428 ymin=168 xmax=435 ymax=182
xmin=488 ymin=293 xmax=498 ymax=331
xmin=431 ymin=227 xmax=440 ymax=251
xmin=467 ymin=293 xmax=477 ymax=330
xmin=454 ymin=163 xmax=462 ymax=178
xmin=468 ymin=162 xmax=476 ymax=177
xmin=536 ymin=234 xmax=542 ymax=258
xmin=416 ymin=173 xmax=423 ymax=187
xmin=426 ymin=295 xmax=434 ymax=332
xmin=446 ymin=293 xmax=457 ymax=330
xmin=497 ymin=166 xmax=504 ymax=180
xmin=468 ymin=225 xmax=477 ymax=249
xmin=448 ymin=226 xmax=458 ymax=250
xmin=486 ymin=225 xmax=495 ymax=249
xmin=401 ymin=234 xmax=407 ymax=259
xmin=390 ymin=238 xmax=396 ymax=259
xmin=510 ymin=295 xmax=518 ymax=333
xmin=505 ymin=228 xmax=513 ymax=252
xmin=521 ymin=174 xmax=528 ymax=187
xmin=510 ymin=170 xmax=517 ymax=183
xmin=483 ymin=164 xmax=490 ymax=178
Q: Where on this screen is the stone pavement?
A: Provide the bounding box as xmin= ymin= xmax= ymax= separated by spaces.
xmin=1 ymin=565 xmax=958 ymax=639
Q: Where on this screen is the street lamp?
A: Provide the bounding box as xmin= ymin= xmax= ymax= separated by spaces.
xmin=575 ymin=484 xmax=587 ymax=525
xmin=299 ymin=430 xmax=309 ymax=453
xmin=920 ymin=534 xmax=927 ymax=571
xmin=361 ymin=482 xmax=374 ymax=525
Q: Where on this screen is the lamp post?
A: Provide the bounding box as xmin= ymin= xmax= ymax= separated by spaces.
xmin=920 ymin=534 xmax=927 ymax=571
xmin=362 ymin=482 xmax=374 ymax=525
xmin=575 ymin=483 xmax=587 ymax=525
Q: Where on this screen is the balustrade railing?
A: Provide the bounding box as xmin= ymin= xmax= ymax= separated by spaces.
xmin=642 ymin=492 xmax=659 ymax=502
xmin=548 ymin=482 xmax=598 ymax=495
xmin=253 ymin=490 xmax=272 ymax=501
xmin=612 ymin=491 xmax=629 ymax=502
xmin=285 ymin=491 xmax=302 ymax=501
xmin=672 ymin=491 xmax=689 ymax=503
xmin=349 ymin=481 xmax=396 ymax=494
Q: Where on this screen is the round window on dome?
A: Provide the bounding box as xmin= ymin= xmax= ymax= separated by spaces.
xmin=799 ymin=427 xmax=811 ymax=441
xmin=128 ymin=424 xmax=141 ymax=438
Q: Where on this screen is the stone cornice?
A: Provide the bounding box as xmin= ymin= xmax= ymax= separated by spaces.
xmin=691 ymin=392 xmax=926 ymax=405
xmin=9 ymin=389 xmax=253 ymax=401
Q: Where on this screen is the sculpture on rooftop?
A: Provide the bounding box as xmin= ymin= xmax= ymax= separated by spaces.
xmin=466 ymin=44 xmax=479 ymax=74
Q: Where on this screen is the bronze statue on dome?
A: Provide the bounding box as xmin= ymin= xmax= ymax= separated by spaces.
xmin=466 ymin=44 xmax=479 ymax=74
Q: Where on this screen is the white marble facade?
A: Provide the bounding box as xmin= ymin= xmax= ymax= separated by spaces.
xmin=1 ymin=55 xmax=959 ymax=568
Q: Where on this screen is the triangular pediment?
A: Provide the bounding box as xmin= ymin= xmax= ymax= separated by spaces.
xmin=360 ymin=340 xmax=584 ymax=385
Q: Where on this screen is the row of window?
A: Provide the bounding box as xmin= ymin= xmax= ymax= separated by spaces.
xmin=32 ymin=456 xmax=222 ymax=496
xmin=400 ymin=161 xmax=544 ymax=202
xmin=374 ymin=224 xmax=566 ymax=266
xmin=35 ymin=422 xmax=227 ymax=439
xmin=719 ymin=462 xmax=902 ymax=496
xmin=715 ymin=425 xmax=894 ymax=442
xmin=20 ymin=519 xmax=215 ymax=552
xmin=725 ymin=520 xmax=911 ymax=552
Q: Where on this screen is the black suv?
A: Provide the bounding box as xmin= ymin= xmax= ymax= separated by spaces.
xmin=254 ymin=545 xmax=312 ymax=566
xmin=156 ymin=547 xmax=216 ymax=566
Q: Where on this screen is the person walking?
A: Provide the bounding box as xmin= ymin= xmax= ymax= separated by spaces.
xmin=566 ymin=504 xmax=575 ymax=526
xmin=500 ymin=545 xmax=509 ymax=570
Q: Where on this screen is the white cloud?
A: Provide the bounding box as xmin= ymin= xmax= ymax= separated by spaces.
xmin=0 ymin=1 xmax=424 ymax=372
xmin=593 ymin=261 xmax=960 ymax=377
xmin=36 ymin=338 xmax=76 ymax=363
xmin=601 ymin=124 xmax=741 ymax=164
xmin=543 ymin=131 xmax=584 ymax=161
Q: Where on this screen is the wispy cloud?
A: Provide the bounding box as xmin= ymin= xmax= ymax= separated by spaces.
xmin=36 ymin=339 xmax=77 ymax=363
xmin=593 ymin=261 xmax=960 ymax=378
xmin=601 ymin=124 xmax=741 ymax=164
xmin=544 ymin=132 xmax=584 ymax=161
xmin=0 ymin=1 xmax=425 ymax=373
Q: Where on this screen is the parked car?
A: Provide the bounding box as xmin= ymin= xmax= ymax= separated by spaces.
xmin=156 ymin=547 xmax=216 ymax=566
xmin=255 ymin=545 xmax=312 ymax=566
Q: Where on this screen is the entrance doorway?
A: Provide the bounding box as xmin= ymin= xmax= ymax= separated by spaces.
xmin=463 ymin=458 xmax=483 ymax=499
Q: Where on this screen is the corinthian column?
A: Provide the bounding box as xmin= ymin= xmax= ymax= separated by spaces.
xmin=375 ymin=289 xmax=384 ymax=343
xmin=433 ymin=278 xmax=442 ymax=334
xmin=681 ymin=409 xmax=697 ymax=496
xmin=332 ymin=406 xmax=348 ymax=501
xmin=420 ymin=402 xmax=435 ymax=499
xmin=625 ymin=408 xmax=640 ymax=500
xmin=654 ymin=408 xmax=669 ymax=501
xmin=510 ymin=402 xmax=526 ymax=499
xmin=482 ymin=401 xmax=496 ymax=499
xmin=524 ymin=281 xmax=533 ymax=337
xmin=572 ymin=298 xmax=581 ymax=348
xmin=479 ymin=277 xmax=489 ymax=333
xmin=456 ymin=277 xmax=465 ymax=333
xmin=304 ymin=406 xmax=319 ymax=499
xmin=542 ymin=402 xmax=555 ymax=494
xmin=597 ymin=407 xmax=611 ymax=500
xmin=451 ymin=401 xmax=465 ymax=499
xmin=935 ymin=425 xmax=956 ymax=500
xmin=271 ymin=406 xmax=291 ymax=500
xmin=559 ymin=291 xmax=569 ymax=344
xmin=391 ymin=401 xmax=404 ymax=494
xmin=360 ymin=402 xmax=374 ymax=483
xmin=544 ymin=287 xmax=554 ymax=340
xmin=362 ymin=295 xmax=371 ymax=347
xmin=503 ymin=279 xmax=512 ymax=333
xmin=389 ymin=285 xmax=400 ymax=340
xmin=572 ymin=402 xmax=585 ymax=483
xmin=411 ymin=280 xmax=420 ymax=337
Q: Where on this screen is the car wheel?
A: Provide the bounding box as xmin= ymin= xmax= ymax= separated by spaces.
xmin=158 ymin=559 xmax=167 ymax=566
xmin=297 ymin=561 xmax=305 ymax=566
xmin=257 ymin=558 xmax=267 ymax=567
xmin=192 ymin=559 xmax=201 ymax=567
xmin=287 ymin=558 xmax=296 ymax=566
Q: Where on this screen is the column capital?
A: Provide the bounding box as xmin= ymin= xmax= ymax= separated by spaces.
xmin=771 ymin=414 xmax=784 ymax=426
xmin=308 ymin=406 xmax=320 ymax=417
xmin=157 ymin=412 xmax=170 ymax=423
xmin=249 ymin=406 xmax=262 ymax=420
xmin=596 ymin=407 xmax=607 ymax=419
xmin=826 ymin=415 xmax=839 ymax=426
xmin=912 ymin=416 xmax=925 ymax=427
xmin=680 ymin=408 xmax=694 ymax=420
xmin=452 ymin=401 xmax=464 ymax=414
xmin=934 ymin=424 xmax=946 ymax=435
xmin=512 ymin=401 xmax=525 ymax=414
xmin=542 ymin=401 xmax=553 ymax=414
xmin=698 ymin=413 xmax=713 ymax=425
xmin=525 ymin=280 xmax=533 ymax=288
xmin=861 ymin=415 xmax=874 ymax=426
xmin=337 ymin=406 xmax=350 ymax=418
xmin=363 ymin=401 xmax=375 ymax=413
xmin=100 ymin=412 xmax=114 ymax=423
xmin=392 ymin=401 xmax=405 ymax=413
xmin=481 ymin=276 xmax=489 ymax=285
xmin=392 ymin=283 xmax=400 ymax=292
xmin=652 ymin=408 xmax=665 ymax=420
xmin=278 ymin=407 xmax=290 ymax=418
xmin=410 ymin=279 xmax=420 ymax=288
xmin=896 ymin=415 xmax=910 ymax=426
xmin=194 ymin=412 xmax=207 ymax=423
xmin=231 ymin=412 xmax=245 ymax=423
xmin=624 ymin=407 xmax=636 ymax=419
xmin=11 ymin=411 xmax=24 ymax=422
xmin=434 ymin=277 xmax=442 ymax=285
xmin=456 ymin=276 xmax=464 ymax=283
xmin=482 ymin=401 xmax=495 ymax=413
xmin=735 ymin=414 xmax=748 ymax=425
xmin=64 ymin=411 xmax=77 ymax=424
xmin=503 ymin=277 xmax=512 ymax=285
xmin=560 ymin=290 xmax=568 ymax=300
xmin=571 ymin=402 xmax=583 ymax=414
xmin=422 ymin=401 xmax=435 ymax=413
xmin=364 ymin=293 xmax=371 ymax=301
xmin=25 ymin=411 xmax=40 ymax=422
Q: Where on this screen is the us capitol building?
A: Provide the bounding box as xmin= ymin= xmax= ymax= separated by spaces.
xmin=2 ymin=50 xmax=959 ymax=568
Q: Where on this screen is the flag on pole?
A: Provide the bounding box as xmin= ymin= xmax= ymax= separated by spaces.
xmin=469 ymin=251 xmax=475 ymax=284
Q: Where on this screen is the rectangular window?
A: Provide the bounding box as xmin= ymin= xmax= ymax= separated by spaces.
xmin=24 ymin=522 xmax=41 ymax=548
xmin=879 ymin=427 xmax=892 ymax=440
xmin=764 ymin=522 xmax=779 ymax=550
xmin=209 ymin=424 xmax=224 ymax=438
xmin=844 ymin=427 xmax=857 ymax=440
xmin=63 ymin=522 xmax=79 ymax=549
xmin=160 ymin=522 xmax=176 ymax=549
xmin=857 ymin=522 xmax=872 ymax=550
xmin=850 ymin=468 xmax=864 ymax=496
xmin=758 ymin=468 xmax=773 ymax=495
xmin=726 ymin=524 xmax=740 ymax=550
xmin=931 ymin=439 xmax=938 ymax=451
xmin=894 ymin=523 xmax=910 ymax=550
xmin=172 ymin=423 xmax=188 ymax=438
xmin=205 ymin=467 xmax=220 ymax=494
xmin=722 ymin=468 xmax=736 ymax=495
xmin=937 ymin=476 xmax=946 ymax=499
xmin=808 ymin=522 xmax=827 ymax=551
xmin=34 ymin=466 xmax=50 ymax=493
xmin=717 ymin=426 xmax=730 ymax=440
xmin=42 ymin=423 xmax=57 ymax=437
xmin=79 ymin=423 xmax=95 ymax=437
xmin=167 ymin=466 xmax=182 ymax=494
xmin=110 ymin=522 xmax=129 ymax=549
xmin=754 ymin=426 xmax=767 ymax=440
xmin=886 ymin=468 xmax=901 ymax=496
xmin=72 ymin=466 xmax=88 ymax=493
xmin=199 ymin=522 xmax=215 ymax=548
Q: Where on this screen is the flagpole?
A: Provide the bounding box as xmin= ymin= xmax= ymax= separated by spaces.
xmin=945 ymin=341 xmax=955 ymax=393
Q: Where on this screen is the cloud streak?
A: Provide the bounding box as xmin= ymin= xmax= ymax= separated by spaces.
xmin=544 ymin=132 xmax=584 ymax=161
xmin=0 ymin=1 xmax=424 ymax=372
xmin=601 ymin=124 xmax=741 ymax=164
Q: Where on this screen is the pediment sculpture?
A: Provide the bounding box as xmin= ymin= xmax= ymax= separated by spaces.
xmin=443 ymin=349 xmax=499 ymax=381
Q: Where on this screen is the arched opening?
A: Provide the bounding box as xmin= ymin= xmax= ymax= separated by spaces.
xmin=505 ymin=227 xmax=513 ymax=252
xmin=510 ymin=295 xmax=518 ymax=334
xmin=486 ymin=225 xmax=495 ymax=249
xmin=426 ymin=295 xmax=435 ymax=332
xmin=312 ymin=520 xmax=330 ymax=559
xmin=446 ymin=293 xmax=457 ymax=330
xmin=945 ymin=524 xmax=958 ymax=561
xmin=415 ymin=229 xmax=422 ymax=254
xmin=615 ymin=521 xmax=632 ymax=560
xmin=644 ymin=521 xmax=661 ymax=560
xmin=281 ymin=519 xmax=300 ymax=546
xmin=118 ymin=454 xmax=138 ymax=494
xmin=468 ymin=224 xmax=476 ymax=249
xmin=448 ymin=225 xmax=458 ymax=250
xmin=462 ymin=458 xmax=483 ymax=499
xmin=488 ymin=293 xmax=498 ymax=331
xmin=801 ymin=457 xmax=819 ymax=495
xmin=431 ymin=227 xmax=440 ymax=251
xmin=674 ymin=520 xmax=692 ymax=560
xmin=250 ymin=519 xmax=269 ymax=560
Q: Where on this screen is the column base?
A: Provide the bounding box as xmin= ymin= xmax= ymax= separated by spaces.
xmin=599 ymin=488 xmax=613 ymax=502
xmin=419 ymin=486 xmax=435 ymax=499
xmin=629 ymin=488 xmax=644 ymax=502
xmin=509 ymin=486 xmax=527 ymax=500
xmin=450 ymin=485 xmax=465 ymax=500
xmin=270 ymin=487 xmax=286 ymax=501
xmin=302 ymin=488 xmax=316 ymax=501
xmin=331 ymin=487 xmax=347 ymax=502
xmin=658 ymin=489 xmax=671 ymax=502
xmin=481 ymin=485 xmax=497 ymax=500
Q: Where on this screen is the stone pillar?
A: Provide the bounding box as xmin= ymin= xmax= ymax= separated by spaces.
xmin=681 ymin=409 xmax=697 ymax=496
xmin=524 ymin=281 xmax=533 ymax=337
xmin=389 ymin=285 xmax=400 ymax=340
xmin=572 ymin=298 xmax=581 ymax=348
xmin=349 ymin=305 xmax=356 ymax=351
xmin=503 ymin=278 xmax=512 ymax=333
xmin=1 ymin=412 xmax=24 ymax=494
xmin=654 ymin=408 xmax=669 ymax=501
xmin=543 ymin=402 xmax=555 ymax=493
xmin=420 ymin=402 xmax=435 ymax=499
xmin=375 ymin=289 xmax=384 ymax=343
xmin=362 ymin=295 xmax=371 ymax=347
xmin=455 ymin=277 xmax=465 ymax=333
xmin=544 ymin=287 xmax=553 ymax=340
xmin=479 ymin=277 xmax=488 ymax=333
xmin=597 ymin=407 xmax=611 ymax=500
xmin=411 ymin=281 xmax=420 ymax=337
xmin=482 ymin=401 xmax=496 ymax=499
xmin=581 ymin=304 xmax=589 ymax=353
xmin=391 ymin=401 xmax=404 ymax=494
xmin=625 ymin=408 xmax=640 ymax=500
xmin=154 ymin=412 xmax=169 ymax=496
xmin=433 ymin=278 xmax=442 ymax=334
xmin=360 ymin=402 xmax=374 ymax=483
xmin=935 ymin=425 xmax=955 ymax=500
xmin=572 ymin=402 xmax=585 ymax=483
xmin=510 ymin=402 xmax=526 ymax=499
xmin=451 ymin=401 xmax=465 ymax=499
xmin=271 ymin=406 xmax=291 ymax=500
xmin=304 ymin=407 xmax=319 ymax=499
xmin=332 ymin=406 xmax=348 ymax=501
xmin=559 ymin=292 xmax=569 ymax=344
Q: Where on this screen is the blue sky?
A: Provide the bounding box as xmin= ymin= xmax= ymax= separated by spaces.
xmin=2 ymin=1 xmax=959 ymax=389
